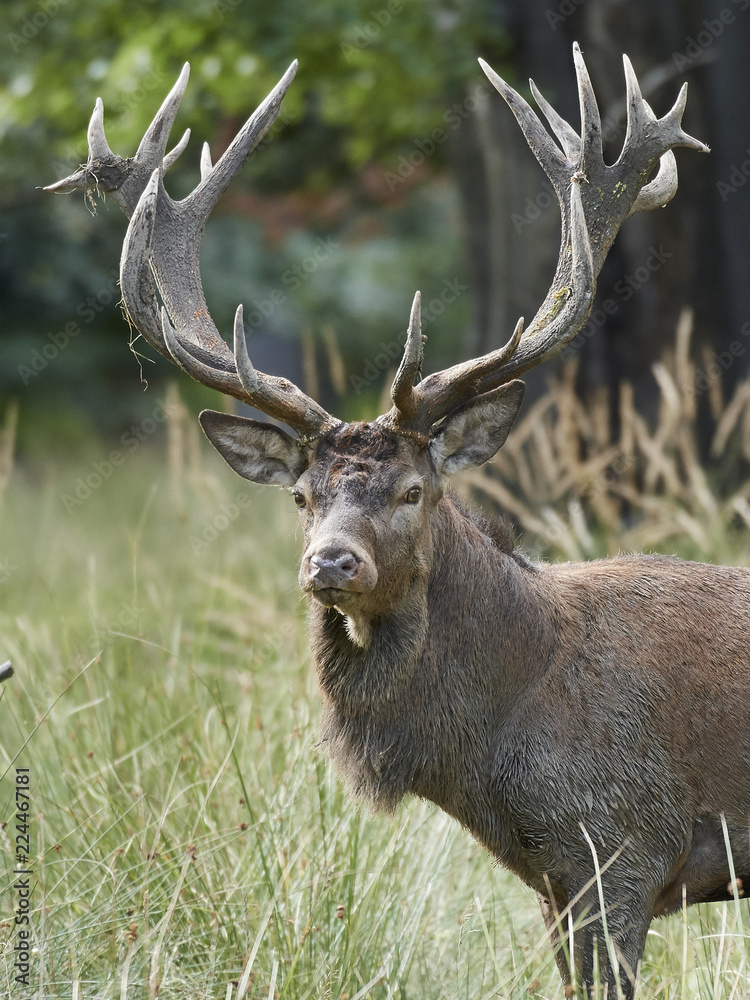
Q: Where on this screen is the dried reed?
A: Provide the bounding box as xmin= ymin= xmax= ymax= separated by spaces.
xmin=466 ymin=309 xmax=750 ymax=562
xmin=0 ymin=399 xmax=18 ymax=507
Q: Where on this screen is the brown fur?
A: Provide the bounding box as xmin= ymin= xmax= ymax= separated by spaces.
xmin=294 ymin=422 xmax=750 ymax=998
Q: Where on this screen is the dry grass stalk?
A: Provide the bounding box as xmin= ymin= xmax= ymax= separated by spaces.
xmin=0 ymin=399 xmax=18 ymax=506
xmin=165 ymin=380 xmax=188 ymax=517
xmin=711 ymin=380 xmax=750 ymax=458
xmin=165 ymin=381 xmax=225 ymax=513
xmin=469 ymin=314 xmax=750 ymax=562
xmin=675 ymin=307 xmax=696 ymax=423
xmin=321 ymin=324 xmax=348 ymax=399
xmin=301 ymin=327 xmax=320 ymax=403
xmin=378 ymin=368 xmax=397 ymax=416
xmin=701 ymin=343 xmax=725 ymax=422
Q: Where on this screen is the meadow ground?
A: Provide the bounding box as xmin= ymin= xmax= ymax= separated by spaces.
xmin=2 ymin=345 xmax=750 ymax=998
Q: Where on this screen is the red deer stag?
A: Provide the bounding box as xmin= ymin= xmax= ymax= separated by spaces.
xmin=47 ymin=47 xmax=750 ymax=998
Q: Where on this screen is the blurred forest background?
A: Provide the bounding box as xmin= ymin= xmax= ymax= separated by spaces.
xmin=3 ymin=5 xmax=750 ymax=994
xmin=1 ymin=0 xmax=750 ymax=454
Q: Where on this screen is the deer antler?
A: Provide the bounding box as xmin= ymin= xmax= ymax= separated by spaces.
xmin=379 ymin=43 xmax=708 ymax=439
xmin=46 ymin=46 xmax=705 ymax=445
xmin=45 ymin=62 xmax=340 ymax=439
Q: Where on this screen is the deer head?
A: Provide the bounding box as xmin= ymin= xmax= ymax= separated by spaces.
xmin=46 ymin=46 xmax=707 ymax=632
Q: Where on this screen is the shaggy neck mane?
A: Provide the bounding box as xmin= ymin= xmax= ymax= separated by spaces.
xmin=308 ymin=493 xmax=524 ymax=810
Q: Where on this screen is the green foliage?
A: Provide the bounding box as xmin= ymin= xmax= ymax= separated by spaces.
xmin=2 ymin=0 xmax=505 ymax=171
xmin=1 ymin=0 xmax=510 ymax=433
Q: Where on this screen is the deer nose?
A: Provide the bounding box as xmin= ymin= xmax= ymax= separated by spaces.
xmin=308 ymin=552 xmax=361 ymax=590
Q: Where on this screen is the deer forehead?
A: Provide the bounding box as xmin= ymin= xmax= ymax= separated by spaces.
xmin=303 ymin=422 xmax=429 ymax=504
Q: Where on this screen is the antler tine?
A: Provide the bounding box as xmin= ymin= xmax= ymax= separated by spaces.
xmin=159 ymin=305 xmax=337 ymax=437
xmin=232 ymin=305 xmax=340 ymax=435
xmin=478 ymin=58 xmax=569 ymax=191
xmin=389 ymin=292 xmax=424 ymax=419
xmin=134 ymin=62 xmax=190 ymax=168
xmin=88 ymin=97 xmax=114 ymax=161
xmin=573 ymin=42 xmax=604 ymax=176
xmin=188 ymin=60 xmax=298 ymax=223
xmin=232 ymin=303 xmax=260 ymax=392
xmin=661 ymin=82 xmax=708 ymax=152
xmin=163 ymin=128 xmax=191 ymax=173
xmin=629 ymin=150 xmax=678 ymax=214
xmin=381 ymin=45 xmax=707 ymax=439
xmin=380 ymin=314 xmax=526 ymax=437
xmin=200 ymin=142 xmax=213 ymax=182
xmin=161 ymin=306 xmax=233 ymax=381
xmin=42 ymin=98 xmax=113 ymax=194
xmin=529 ymin=80 xmax=580 ymax=162
xmin=621 ymin=51 xmax=653 ymax=139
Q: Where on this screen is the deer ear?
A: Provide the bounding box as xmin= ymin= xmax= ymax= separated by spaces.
xmin=199 ymin=410 xmax=308 ymax=487
xmin=429 ymin=380 xmax=525 ymax=476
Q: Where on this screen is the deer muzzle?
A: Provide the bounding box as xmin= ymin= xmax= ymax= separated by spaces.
xmin=299 ymin=542 xmax=378 ymax=605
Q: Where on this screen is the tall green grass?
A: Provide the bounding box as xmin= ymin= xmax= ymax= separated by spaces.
xmin=0 ymin=427 xmax=748 ymax=998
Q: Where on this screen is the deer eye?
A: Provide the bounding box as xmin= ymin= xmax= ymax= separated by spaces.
xmin=403 ymin=485 xmax=422 ymax=505
xmin=292 ymin=491 xmax=307 ymax=509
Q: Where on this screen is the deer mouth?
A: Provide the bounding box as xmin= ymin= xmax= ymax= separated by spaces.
xmin=309 ymin=586 xmax=358 ymax=608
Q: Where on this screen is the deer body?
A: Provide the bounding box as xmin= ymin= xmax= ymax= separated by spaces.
xmin=47 ymin=44 xmax=735 ymax=996
xmin=299 ymin=421 xmax=750 ymax=989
